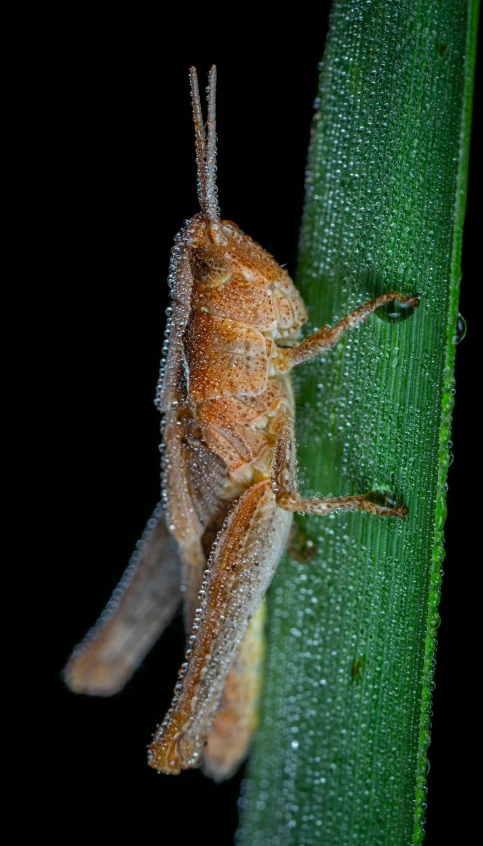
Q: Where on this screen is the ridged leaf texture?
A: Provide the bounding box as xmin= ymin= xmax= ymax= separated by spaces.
xmin=238 ymin=1 xmax=478 ymax=844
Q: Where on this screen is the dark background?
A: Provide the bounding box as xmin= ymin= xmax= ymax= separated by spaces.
xmin=22 ymin=7 xmax=478 ymax=844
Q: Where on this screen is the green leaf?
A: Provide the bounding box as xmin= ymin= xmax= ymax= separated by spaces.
xmin=238 ymin=1 xmax=478 ymax=844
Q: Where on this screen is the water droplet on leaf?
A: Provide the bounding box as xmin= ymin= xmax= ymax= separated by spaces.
xmin=375 ymin=298 xmax=417 ymax=322
xmin=455 ymin=313 xmax=467 ymax=343
xmin=362 ymin=489 xmax=405 ymax=510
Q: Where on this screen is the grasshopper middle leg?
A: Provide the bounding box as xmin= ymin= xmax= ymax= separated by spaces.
xmin=272 ymin=416 xmax=408 ymax=519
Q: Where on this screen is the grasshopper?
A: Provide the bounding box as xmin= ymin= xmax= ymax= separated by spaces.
xmin=65 ymin=66 xmax=420 ymax=779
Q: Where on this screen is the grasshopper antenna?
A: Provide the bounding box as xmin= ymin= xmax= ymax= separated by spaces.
xmin=205 ymin=65 xmax=219 ymax=220
xmin=189 ymin=65 xmax=219 ymax=221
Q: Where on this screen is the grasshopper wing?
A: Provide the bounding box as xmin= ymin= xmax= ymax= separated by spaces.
xmin=65 ymin=504 xmax=181 ymax=696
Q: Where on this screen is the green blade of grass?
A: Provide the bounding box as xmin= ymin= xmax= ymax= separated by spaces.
xmin=238 ymin=1 xmax=478 ymax=844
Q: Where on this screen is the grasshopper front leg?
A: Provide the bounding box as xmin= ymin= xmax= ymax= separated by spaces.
xmin=148 ymin=481 xmax=292 ymax=774
xmin=274 ymin=292 xmax=420 ymax=373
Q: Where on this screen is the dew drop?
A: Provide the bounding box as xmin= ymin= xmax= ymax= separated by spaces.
xmin=375 ymin=298 xmax=417 ymax=323
xmin=455 ymin=313 xmax=467 ymax=344
xmin=362 ymin=489 xmax=406 ymax=510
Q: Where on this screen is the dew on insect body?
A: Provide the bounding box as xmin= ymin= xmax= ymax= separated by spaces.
xmin=455 ymin=313 xmax=467 ymax=344
xmin=374 ymin=298 xmax=418 ymax=323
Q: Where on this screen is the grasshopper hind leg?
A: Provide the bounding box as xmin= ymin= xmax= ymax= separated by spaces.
xmin=148 ymin=482 xmax=292 ymax=775
xmin=202 ymin=599 xmax=267 ymax=781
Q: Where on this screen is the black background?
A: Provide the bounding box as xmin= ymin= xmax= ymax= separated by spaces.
xmin=22 ymin=7 xmax=478 ymax=844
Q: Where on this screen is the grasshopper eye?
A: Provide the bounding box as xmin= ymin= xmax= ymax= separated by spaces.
xmin=221 ymin=220 xmax=242 ymax=233
xmin=190 ymin=244 xmax=232 ymax=287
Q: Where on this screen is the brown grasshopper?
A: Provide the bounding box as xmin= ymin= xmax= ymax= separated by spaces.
xmin=65 ymin=66 xmax=420 ymax=779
